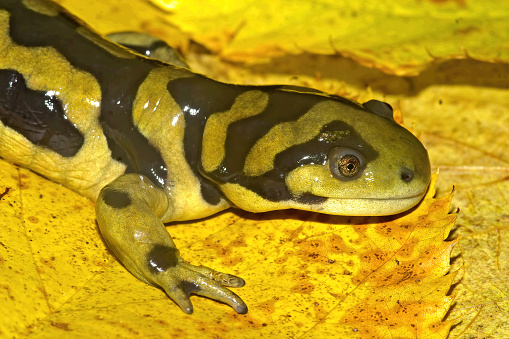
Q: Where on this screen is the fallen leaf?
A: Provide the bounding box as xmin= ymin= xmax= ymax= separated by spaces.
xmin=0 ymin=156 xmax=456 ymax=338
xmin=402 ymin=86 xmax=509 ymax=339
xmin=55 ymin=0 xmax=191 ymax=51
xmin=148 ymin=0 xmax=509 ymax=75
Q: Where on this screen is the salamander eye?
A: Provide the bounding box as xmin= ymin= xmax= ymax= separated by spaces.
xmin=328 ymin=148 xmax=365 ymax=180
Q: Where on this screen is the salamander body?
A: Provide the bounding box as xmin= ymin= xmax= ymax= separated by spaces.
xmin=0 ymin=0 xmax=431 ymax=313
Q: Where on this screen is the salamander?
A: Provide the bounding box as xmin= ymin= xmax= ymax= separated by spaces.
xmin=0 ymin=0 xmax=431 ymax=314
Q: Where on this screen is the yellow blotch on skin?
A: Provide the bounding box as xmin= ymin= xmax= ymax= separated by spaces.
xmin=285 ymin=164 xmax=333 ymax=196
xmin=243 ymin=100 xmax=350 ymax=177
xmin=201 ymin=90 xmax=268 ymax=172
xmin=219 ymin=182 xmax=287 ymax=213
xmin=285 ymin=163 xmax=376 ymax=199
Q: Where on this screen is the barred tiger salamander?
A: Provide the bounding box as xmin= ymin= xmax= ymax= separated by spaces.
xmin=0 ymin=0 xmax=431 ymax=314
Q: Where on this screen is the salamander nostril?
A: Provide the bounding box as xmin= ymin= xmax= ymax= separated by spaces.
xmin=401 ymin=169 xmax=414 ymax=183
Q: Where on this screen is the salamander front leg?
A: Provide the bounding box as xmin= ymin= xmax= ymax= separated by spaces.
xmin=95 ymin=173 xmax=247 ymax=314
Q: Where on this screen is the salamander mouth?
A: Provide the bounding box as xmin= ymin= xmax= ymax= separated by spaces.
xmin=357 ymin=188 xmax=429 ymax=202
xmin=300 ymin=189 xmax=429 ymax=217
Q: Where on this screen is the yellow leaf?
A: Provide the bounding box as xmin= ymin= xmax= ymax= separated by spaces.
xmin=0 ymin=152 xmax=456 ymax=338
xmin=55 ymin=0 xmax=191 ymax=50
xmin=411 ymin=86 xmax=509 ymax=339
xmin=149 ymin=0 xmax=509 ymax=75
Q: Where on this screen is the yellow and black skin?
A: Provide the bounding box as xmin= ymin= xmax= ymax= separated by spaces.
xmin=0 ymin=0 xmax=431 ymax=314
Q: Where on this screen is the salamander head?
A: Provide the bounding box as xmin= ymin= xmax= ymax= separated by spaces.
xmin=283 ymin=99 xmax=431 ymax=215
xmin=201 ymin=91 xmax=431 ymax=216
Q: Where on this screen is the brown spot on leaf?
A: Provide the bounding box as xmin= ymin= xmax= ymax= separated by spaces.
xmin=229 ymin=236 xmax=247 ymax=248
xmin=257 ymin=298 xmax=277 ymax=314
xmin=221 ymin=256 xmax=242 ymax=266
xmin=156 ymin=319 xmax=169 ymax=326
xmin=28 ymin=216 xmax=39 ymax=223
xmin=291 ymin=281 xmax=315 ymax=294
xmin=72 ymin=204 xmax=83 ymax=211
xmin=296 ymin=239 xmax=330 ymax=263
xmin=454 ymin=25 xmax=480 ymax=35
xmin=0 ymin=187 xmax=10 ymax=200
xmin=326 ymin=233 xmax=357 ymax=254
xmin=51 ymin=322 xmax=72 ymax=331
xmin=203 ymin=238 xmax=232 ymax=257
xmin=274 ymin=254 xmax=289 ymax=264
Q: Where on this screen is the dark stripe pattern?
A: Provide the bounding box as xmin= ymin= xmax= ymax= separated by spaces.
xmin=147 ymin=244 xmax=180 ymax=274
xmin=102 ymin=189 xmax=131 ymax=209
xmin=168 ymin=76 xmax=378 ymax=204
xmin=0 ymin=0 xmax=168 ymax=187
xmin=167 ymin=75 xmax=248 ymax=205
xmin=0 ymin=69 xmax=84 ymax=157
